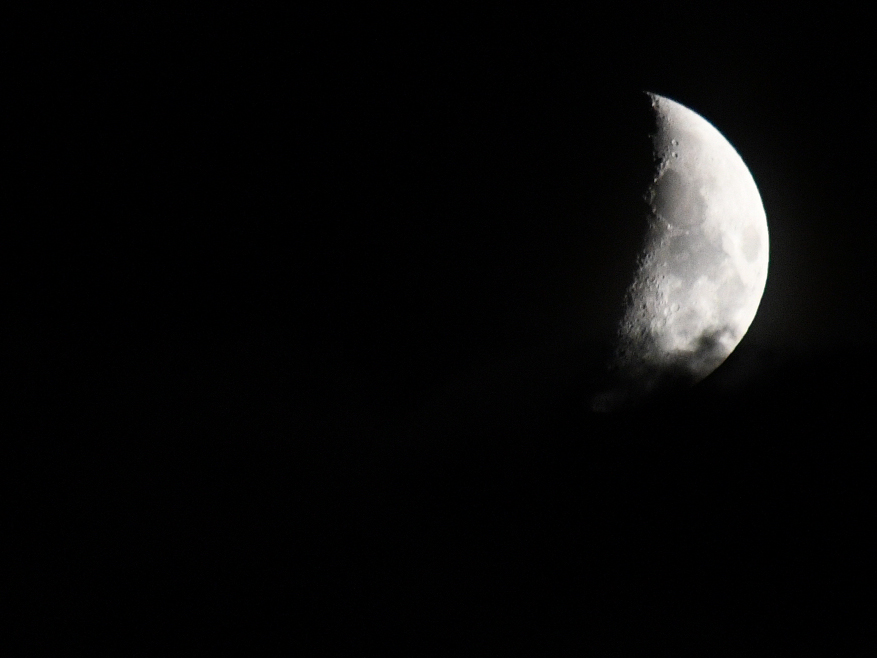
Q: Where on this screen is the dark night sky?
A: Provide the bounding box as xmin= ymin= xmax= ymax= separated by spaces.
xmin=10 ymin=7 xmax=876 ymax=654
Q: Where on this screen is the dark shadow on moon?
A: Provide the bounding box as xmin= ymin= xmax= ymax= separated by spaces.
xmin=589 ymin=325 xmax=735 ymax=413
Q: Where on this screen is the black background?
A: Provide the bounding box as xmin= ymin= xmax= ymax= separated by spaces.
xmin=10 ymin=7 xmax=876 ymax=654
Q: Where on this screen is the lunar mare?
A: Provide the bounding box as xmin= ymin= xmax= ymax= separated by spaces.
xmin=595 ymin=93 xmax=769 ymax=410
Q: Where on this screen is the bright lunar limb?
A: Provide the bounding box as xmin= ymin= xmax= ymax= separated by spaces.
xmin=593 ymin=93 xmax=769 ymax=411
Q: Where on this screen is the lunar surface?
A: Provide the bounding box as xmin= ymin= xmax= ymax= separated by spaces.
xmin=593 ymin=93 xmax=769 ymax=411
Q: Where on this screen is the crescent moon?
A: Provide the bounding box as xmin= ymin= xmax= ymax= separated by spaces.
xmin=593 ymin=93 xmax=769 ymax=411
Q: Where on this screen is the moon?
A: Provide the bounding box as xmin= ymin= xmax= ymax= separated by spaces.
xmin=592 ymin=93 xmax=769 ymax=411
